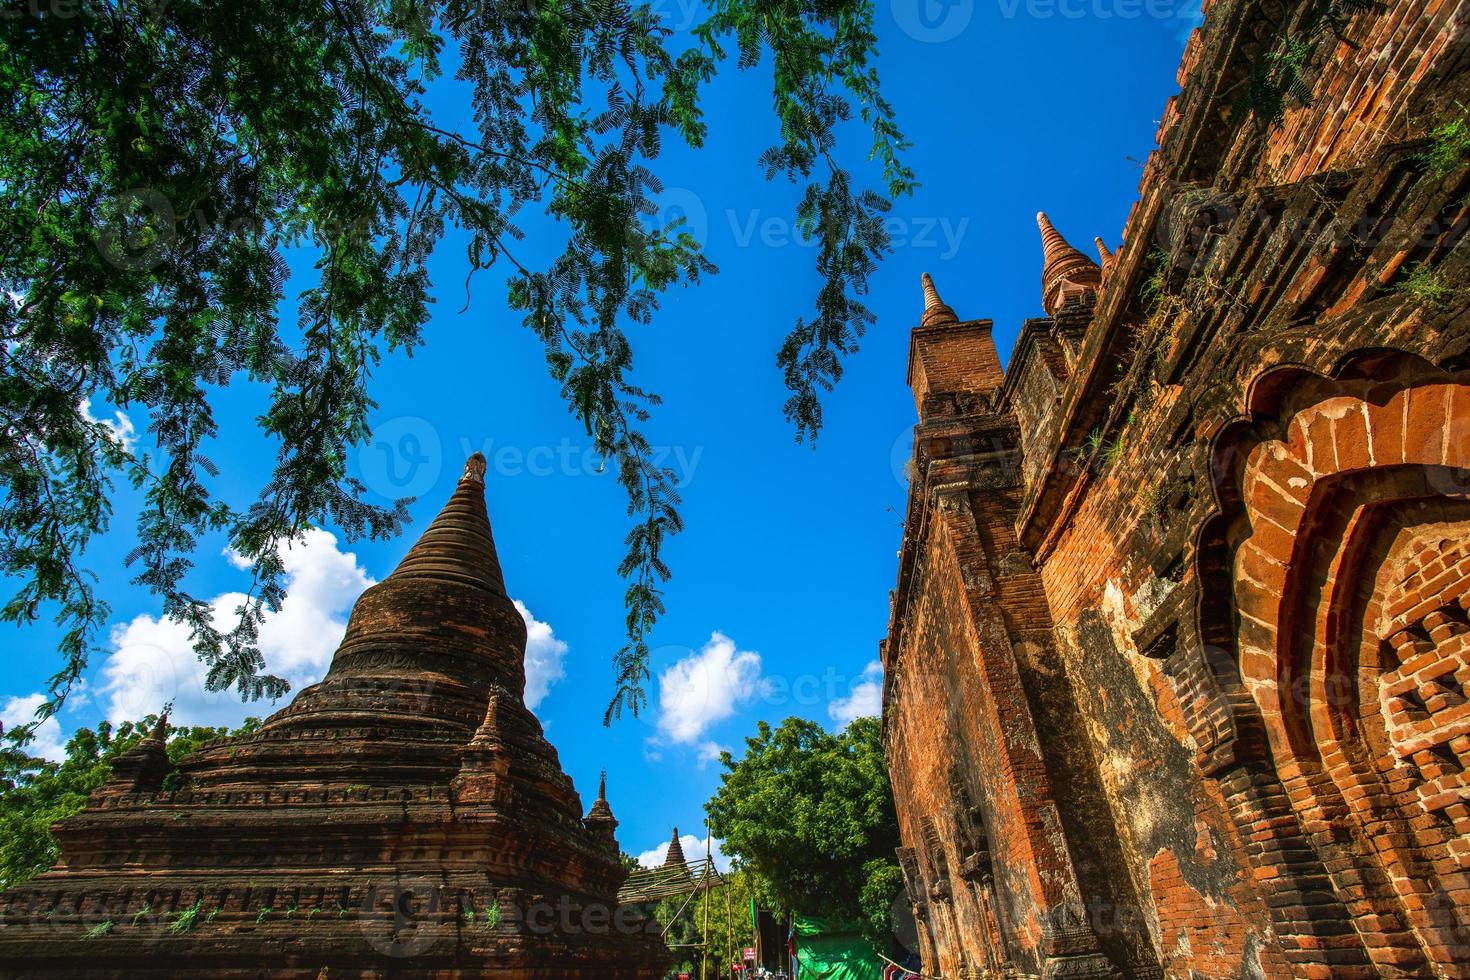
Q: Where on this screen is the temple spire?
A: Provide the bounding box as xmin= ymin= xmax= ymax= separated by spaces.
xmin=182 ymin=451 xmax=532 ymax=788
xmin=1094 ymin=237 xmax=1112 ymax=264
xmin=583 ymin=769 xmax=619 ymax=849
xmin=1037 ymin=212 xmax=1102 ymax=316
xmin=664 ymin=827 xmax=688 ymax=867
xmin=919 ymin=272 xmax=959 ymax=327
xmin=148 ymin=705 xmax=171 ymax=743
xmin=470 ymin=689 xmax=509 ymax=748
xmin=586 ymin=770 xmax=616 ymax=824
xmin=586 ymin=770 xmax=613 ymax=817
xmin=386 ymin=451 xmax=505 ymax=593
xmin=102 ymin=704 xmax=172 ymax=795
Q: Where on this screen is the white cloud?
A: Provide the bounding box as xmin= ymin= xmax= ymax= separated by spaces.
xmin=828 ymin=660 xmax=882 ymax=726
xmin=655 ymin=631 xmax=765 ymax=746
xmin=1 ymin=693 xmax=67 ymax=763
xmin=515 ymin=599 xmax=567 ymax=711
xmin=78 ymin=397 xmax=137 ymax=453
xmin=99 ymin=530 xmax=571 ymax=729
xmin=100 ymin=528 xmax=374 ymax=729
xmin=637 ymin=832 xmax=731 ymax=874
xmin=695 ymin=741 xmax=727 ymax=767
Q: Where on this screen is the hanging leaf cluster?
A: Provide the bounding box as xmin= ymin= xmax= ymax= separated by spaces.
xmin=0 ymin=0 xmax=912 ymax=727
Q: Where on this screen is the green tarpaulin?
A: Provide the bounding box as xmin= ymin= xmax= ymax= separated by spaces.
xmin=790 ymin=916 xmax=884 ymax=980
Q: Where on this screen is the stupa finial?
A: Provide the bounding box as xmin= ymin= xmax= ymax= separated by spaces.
xmin=462 ymin=452 xmax=487 ymax=485
xmin=919 ymin=272 xmax=959 ymax=327
xmin=1037 ymin=211 xmax=1102 ymax=316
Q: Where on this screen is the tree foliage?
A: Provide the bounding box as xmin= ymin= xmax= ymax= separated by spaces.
xmin=0 ymin=0 xmax=912 ymax=729
xmin=0 ymin=713 xmax=260 ymax=890
xmin=707 ymin=716 xmax=902 ymax=953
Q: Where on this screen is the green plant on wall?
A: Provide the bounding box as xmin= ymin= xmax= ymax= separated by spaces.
xmin=1420 ymin=103 xmax=1470 ymax=178
xmin=0 ymin=714 xmax=261 ymax=890
xmin=167 ymin=899 xmax=204 ymax=934
xmin=1234 ymin=0 xmax=1386 ymax=127
xmin=1398 ymin=262 xmax=1454 ymax=308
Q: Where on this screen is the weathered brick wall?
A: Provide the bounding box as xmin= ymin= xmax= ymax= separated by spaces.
xmin=884 ymin=0 xmax=1470 ymax=977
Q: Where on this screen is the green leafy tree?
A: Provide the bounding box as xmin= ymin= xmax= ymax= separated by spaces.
xmin=0 ymin=0 xmax=912 ymax=730
xmin=0 ymin=713 xmax=259 ymax=889
xmin=707 ymin=715 xmax=902 ymax=953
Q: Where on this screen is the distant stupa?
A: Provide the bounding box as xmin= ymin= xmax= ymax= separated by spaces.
xmin=662 ymin=827 xmax=689 ymax=869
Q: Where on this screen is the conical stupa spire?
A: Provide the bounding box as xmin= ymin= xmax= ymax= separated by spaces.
xmin=328 ymin=449 xmax=524 ymax=690
xmin=385 ymin=452 xmax=505 ymax=594
xmin=1094 ymin=237 xmax=1112 ymax=264
xmin=182 ymin=452 xmax=531 ymax=788
xmin=664 ymin=827 xmax=688 ymax=867
xmin=920 ymin=272 xmax=959 ymax=327
xmin=1037 ymin=212 xmax=1102 ymax=316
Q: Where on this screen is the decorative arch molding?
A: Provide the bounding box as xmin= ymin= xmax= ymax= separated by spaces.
xmin=1186 ymin=350 xmax=1470 ymax=975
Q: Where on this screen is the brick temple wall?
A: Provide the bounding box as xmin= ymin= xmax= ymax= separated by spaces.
xmin=883 ymin=1 xmax=1470 ymax=977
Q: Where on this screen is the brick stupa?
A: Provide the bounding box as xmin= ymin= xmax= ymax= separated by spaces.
xmin=0 ymin=454 xmax=667 ymax=978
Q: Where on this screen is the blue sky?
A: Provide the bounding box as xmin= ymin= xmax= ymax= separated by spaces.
xmin=3 ymin=0 xmax=1200 ymax=867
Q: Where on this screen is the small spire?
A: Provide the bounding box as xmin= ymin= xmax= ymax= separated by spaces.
xmin=586 ymin=769 xmax=615 ymax=823
xmin=919 ymin=272 xmax=959 ymax=327
xmin=103 ymin=705 xmax=173 ymax=794
xmin=1094 ymin=237 xmax=1112 ymax=263
xmin=471 ymin=690 xmax=509 ymax=746
xmin=149 ymin=705 xmax=171 ymax=742
xmin=1036 ymin=212 xmax=1069 ymax=261
xmin=1036 ymin=212 xmax=1102 ymax=316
